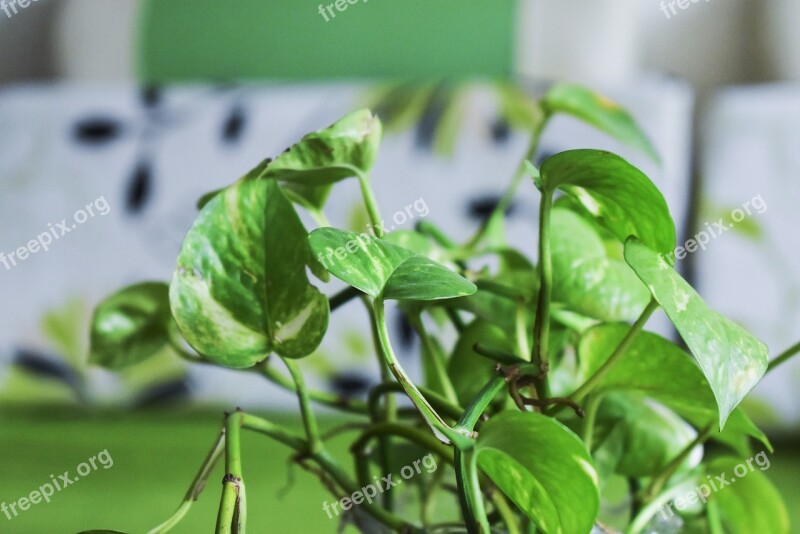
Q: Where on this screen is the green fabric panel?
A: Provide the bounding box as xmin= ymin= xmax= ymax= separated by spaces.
xmin=137 ymin=0 xmax=517 ymax=82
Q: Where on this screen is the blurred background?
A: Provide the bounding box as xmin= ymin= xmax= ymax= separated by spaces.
xmin=0 ymin=0 xmax=798 ymax=532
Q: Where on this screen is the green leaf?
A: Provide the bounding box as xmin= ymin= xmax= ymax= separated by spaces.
xmin=551 ymin=208 xmax=650 ymax=321
xmin=624 ymin=238 xmax=769 ymax=429
xmin=578 ymin=324 xmax=770 ymax=450
xmin=383 ymin=229 xmax=438 ymax=259
xmin=706 ymin=456 xmax=789 ymax=534
xmin=445 ymin=268 xmax=537 ymax=335
xmin=195 ymin=158 xmax=271 ymax=211
xmin=476 ymin=411 xmax=600 ymax=534
xmin=196 ymin=110 xmax=381 ymax=211
xmin=447 ymin=320 xmax=514 ymax=406
xmin=89 ymin=282 xmax=171 ymax=370
xmin=543 ymin=83 xmax=660 ymax=163
xmin=262 ymin=109 xmax=382 ymax=186
xmin=308 ymin=227 xmax=476 ymax=302
xmin=540 ymin=149 xmax=676 ymax=255
xmin=592 ymin=393 xmax=701 ymax=478
xmin=171 ymin=180 xmax=328 ymax=368
xmin=497 ymin=82 xmax=547 ymax=132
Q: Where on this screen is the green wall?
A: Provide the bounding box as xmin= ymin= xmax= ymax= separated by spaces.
xmin=138 ymin=0 xmax=517 ymax=82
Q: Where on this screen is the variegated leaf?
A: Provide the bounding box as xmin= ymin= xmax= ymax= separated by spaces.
xmin=624 ymin=237 xmax=769 ymax=428
xmin=171 ymin=180 xmax=328 ymax=368
xmin=308 ymin=227 xmax=476 ymax=302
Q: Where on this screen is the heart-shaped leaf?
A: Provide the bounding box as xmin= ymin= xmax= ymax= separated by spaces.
xmin=592 ymin=393 xmax=701 ymax=478
xmin=624 ymin=237 xmax=769 ymax=429
xmin=543 ymin=84 xmax=660 ymax=163
xmin=196 ymin=110 xmax=382 ymax=211
xmin=578 ymin=324 xmax=770 ymax=449
xmin=308 ymin=228 xmax=476 ymax=302
xmin=447 ymin=320 xmax=515 ymax=406
xmin=90 ymin=282 xmax=171 ymax=370
xmin=171 ymin=180 xmax=328 ymax=368
xmin=551 ymin=207 xmax=650 ymax=321
xmin=476 ymin=411 xmax=600 ymax=534
xmin=262 ymin=109 xmax=382 ymax=186
xmin=445 ymin=268 xmax=537 ymax=336
xmin=539 ymin=150 xmax=675 ymax=255
xmin=705 ymin=456 xmax=789 ymax=534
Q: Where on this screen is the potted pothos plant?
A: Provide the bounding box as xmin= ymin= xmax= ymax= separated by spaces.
xmin=86 ymin=84 xmax=796 ymax=533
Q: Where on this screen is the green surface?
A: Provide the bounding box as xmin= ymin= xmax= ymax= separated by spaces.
xmin=0 ymin=409 xmax=360 ymax=533
xmin=138 ymin=0 xmax=517 ymax=82
xmin=0 ymin=409 xmax=797 ymax=533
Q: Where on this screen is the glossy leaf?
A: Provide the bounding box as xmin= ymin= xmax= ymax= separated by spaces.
xmin=445 ymin=269 xmax=537 ymax=335
xmin=540 ymin=150 xmax=676 ymax=255
xmin=261 ymin=109 xmax=382 ymax=185
xmin=171 ymin=180 xmax=328 ymax=368
xmin=90 ymin=282 xmax=171 ymax=370
xmin=447 ymin=320 xmax=514 ymax=406
xmin=308 ymin=228 xmax=476 ymax=302
xmin=543 ymin=83 xmax=660 ymax=163
xmin=196 ymin=110 xmax=381 ymax=211
xmin=578 ymin=324 xmax=770 ymax=449
xmin=551 ymin=208 xmax=650 ymax=321
xmin=476 ymin=411 xmax=600 ymax=534
xmin=624 ymin=238 xmax=769 ymax=428
xmin=706 ymin=456 xmax=789 ymax=534
xmin=593 ymin=393 xmax=701 ymax=478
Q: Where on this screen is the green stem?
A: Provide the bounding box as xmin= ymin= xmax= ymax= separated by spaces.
xmin=490 ymin=490 xmax=521 ymax=534
xmin=408 ymin=312 xmax=460 ymax=405
xmin=238 ymin=412 xmax=307 ymax=451
xmin=417 ymin=220 xmax=457 ymax=249
xmin=531 ymin=190 xmax=554 ymax=397
xmin=457 ymin=374 xmax=506 ymax=433
xmin=515 ymin=299 xmax=532 ymax=362
xmin=767 ymin=340 xmax=800 ymax=373
xmin=239 ymin=412 xmax=415 ymax=532
xmin=282 ymin=358 xmax=323 ymax=455
xmin=355 ymin=169 xmax=385 ymax=238
xmin=312 ymin=449 xmax=420 ymax=532
xmin=257 ymin=363 xmax=368 ymax=414
xmin=216 ymin=412 xmax=246 ymax=534
xmin=626 ymin=480 xmax=696 ymax=534
xmin=147 ymin=426 xmax=226 ymax=534
xmin=643 ymin=425 xmax=713 ymax=501
xmin=582 ymin=394 xmax=603 ymax=452
xmin=455 ymin=374 xmax=506 ymax=534
xmin=466 ymin=114 xmax=550 ymax=249
xmin=367 ymin=296 xmax=398 ymax=510
xmin=445 ymin=307 xmax=467 ymax=333
xmin=368 ymin=382 xmax=464 ymax=423
xmin=564 ymin=299 xmax=659 ymax=406
xmin=707 ymin=497 xmax=724 ymax=534
xmin=372 ymin=299 xmax=472 ymax=449
xmin=350 ymin=422 xmax=453 ymax=463
xmin=475 ymin=279 xmax=530 ymax=302
xmin=456 ymin=449 xmax=490 ymax=534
